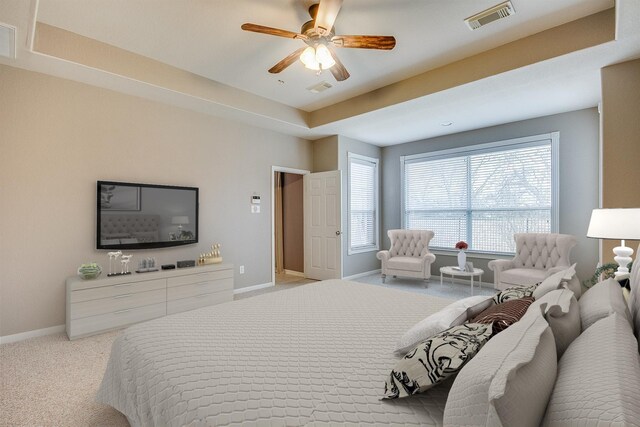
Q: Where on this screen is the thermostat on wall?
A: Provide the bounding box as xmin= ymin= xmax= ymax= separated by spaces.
xmin=251 ymin=195 xmax=261 ymax=204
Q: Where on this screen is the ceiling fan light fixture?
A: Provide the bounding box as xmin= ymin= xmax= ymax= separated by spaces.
xmin=300 ymin=44 xmax=335 ymax=71
xmin=315 ymin=44 xmax=335 ymax=68
xmin=300 ymin=46 xmax=320 ymax=70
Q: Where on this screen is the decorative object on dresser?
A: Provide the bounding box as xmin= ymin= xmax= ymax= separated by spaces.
xmin=66 ymin=263 xmax=234 ymax=340
xmin=199 ymin=243 xmax=223 ymax=265
xmin=77 ymin=263 xmax=102 ymax=280
xmin=136 ymin=257 xmax=158 ymax=273
xmin=587 ymin=208 xmax=640 ymax=278
xmin=488 ymin=233 xmax=577 ymax=291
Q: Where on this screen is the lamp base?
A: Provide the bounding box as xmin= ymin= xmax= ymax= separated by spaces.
xmin=613 ymin=241 xmax=634 ymax=278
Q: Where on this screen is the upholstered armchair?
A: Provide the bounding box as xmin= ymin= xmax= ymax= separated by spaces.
xmin=488 ymin=233 xmax=577 ymax=291
xmin=376 ymin=230 xmax=436 ymax=284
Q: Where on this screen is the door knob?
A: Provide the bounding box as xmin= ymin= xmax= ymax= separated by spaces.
xmin=336 ymin=231 xmax=342 ymax=236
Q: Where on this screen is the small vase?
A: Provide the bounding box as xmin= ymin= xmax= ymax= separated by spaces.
xmin=457 ymin=250 xmax=466 ymax=270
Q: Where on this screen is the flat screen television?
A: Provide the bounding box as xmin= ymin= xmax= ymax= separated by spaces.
xmin=97 ymin=180 xmax=199 ymax=250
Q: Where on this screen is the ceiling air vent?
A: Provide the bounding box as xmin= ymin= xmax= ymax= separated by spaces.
xmin=0 ymin=23 xmax=16 ymax=59
xmin=307 ymin=81 xmax=333 ymax=94
xmin=465 ymin=1 xmax=515 ymax=30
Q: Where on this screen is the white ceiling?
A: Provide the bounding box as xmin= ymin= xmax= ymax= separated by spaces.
xmin=2 ymin=0 xmax=640 ymax=145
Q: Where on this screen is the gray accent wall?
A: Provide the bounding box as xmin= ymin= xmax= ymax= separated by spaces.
xmin=381 ymin=108 xmax=600 ymax=285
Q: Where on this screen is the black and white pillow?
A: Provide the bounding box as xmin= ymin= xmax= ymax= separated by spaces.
xmin=493 ymin=284 xmax=537 ymax=304
xmin=382 ymin=323 xmax=493 ymax=399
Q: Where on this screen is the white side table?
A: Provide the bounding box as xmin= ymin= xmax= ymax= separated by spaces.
xmin=440 ymin=266 xmax=484 ymax=295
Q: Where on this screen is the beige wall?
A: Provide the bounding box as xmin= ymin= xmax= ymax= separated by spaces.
xmin=601 ymin=58 xmax=640 ymax=262
xmin=0 ymin=64 xmax=312 ymax=337
xmin=282 ymin=173 xmax=304 ymax=273
xmin=312 ymin=136 xmax=339 ymax=172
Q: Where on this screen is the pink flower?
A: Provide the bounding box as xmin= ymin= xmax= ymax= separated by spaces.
xmin=455 ymin=241 xmax=468 ymax=250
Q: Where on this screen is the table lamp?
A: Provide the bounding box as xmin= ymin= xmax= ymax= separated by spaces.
xmin=587 ymin=208 xmax=640 ymax=278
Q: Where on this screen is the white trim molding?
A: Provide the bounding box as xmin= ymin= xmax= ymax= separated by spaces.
xmin=233 ymin=282 xmax=274 ymax=294
xmin=0 ymin=324 xmax=65 ymax=345
xmin=343 ymin=269 xmax=381 ymax=280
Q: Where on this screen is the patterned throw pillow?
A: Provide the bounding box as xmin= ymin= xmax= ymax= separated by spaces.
xmin=382 ymin=323 xmax=493 ymax=399
xmin=493 ymin=284 xmax=537 ymax=304
xmin=471 ymin=297 xmax=535 ymax=334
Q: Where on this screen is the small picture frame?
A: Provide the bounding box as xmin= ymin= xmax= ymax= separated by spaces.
xmin=465 ymin=262 xmax=474 ymax=272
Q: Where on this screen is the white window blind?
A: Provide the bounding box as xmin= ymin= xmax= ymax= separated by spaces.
xmin=349 ymin=153 xmax=379 ymax=254
xmin=402 ymin=133 xmax=558 ymax=254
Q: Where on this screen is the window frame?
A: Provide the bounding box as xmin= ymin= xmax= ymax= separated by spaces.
xmin=348 ymin=152 xmax=380 ymax=255
xmin=400 ymin=132 xmax=559 ymax=255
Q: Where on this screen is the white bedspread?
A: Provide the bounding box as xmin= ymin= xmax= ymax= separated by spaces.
xmin=97 ymin=280 xmax=453 ymax=426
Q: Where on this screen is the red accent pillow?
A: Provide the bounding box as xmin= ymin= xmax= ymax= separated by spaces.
xmin=470 ymin=297 xmax=535 ymax=334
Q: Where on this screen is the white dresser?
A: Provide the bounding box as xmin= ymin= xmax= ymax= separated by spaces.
xmin=66 ymin=264 xmax=233 ymax=340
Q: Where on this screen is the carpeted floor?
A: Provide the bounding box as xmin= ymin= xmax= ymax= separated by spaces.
xmin=0 ymin=275 xmax=493 ymax=426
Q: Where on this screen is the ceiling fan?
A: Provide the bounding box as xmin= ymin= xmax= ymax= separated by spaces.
xmin=241 ymin=0 xmax=396 ymax=81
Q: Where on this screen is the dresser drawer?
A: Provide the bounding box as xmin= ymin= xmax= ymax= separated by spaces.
xmin=68 ymin=302 xmax=166 ymax=339
xmin=167 ymin=278 xmax=233 ymax=301
xmin=167 ymin=269 xmax=233 ymax=287
xmin=167 ymin=290 xmax=233 ymax=315
xmin=70 ymin=278 xmax=165 ymax=303
xmin=70 ymin=288 xmax=166 ymax=320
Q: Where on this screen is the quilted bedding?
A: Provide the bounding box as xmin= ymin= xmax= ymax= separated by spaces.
xmin=96 ymin=279 xmax=453 ymax=426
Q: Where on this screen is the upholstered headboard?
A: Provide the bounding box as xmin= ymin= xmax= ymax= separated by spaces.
xmin=101 ymin=214 xmax=161 ymax=243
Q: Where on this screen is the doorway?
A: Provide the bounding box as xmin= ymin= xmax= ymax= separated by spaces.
xmin=272 ymin=167 xmax=310 ymax=286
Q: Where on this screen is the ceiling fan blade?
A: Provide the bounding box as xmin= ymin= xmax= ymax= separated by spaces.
xmin=332 ymin=35 xmax=396 ymax=50
xmin=268 ymin=47 xmax=307 ymax=74
xmin=326 ymin=45 xmax=350 ymax=81
xmin=314 ymin=0 xmax=343 ymax=35
xmin=241 ymin=23 xmax=305 ymax=40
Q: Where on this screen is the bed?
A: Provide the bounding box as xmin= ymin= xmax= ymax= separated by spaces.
xmin=98 ymin=259 xmax=640 ymax=427
xmin=97 ymin=280 xmax=455 ymax=426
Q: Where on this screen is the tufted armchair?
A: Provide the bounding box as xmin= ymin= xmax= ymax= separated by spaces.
xmin=488 ymin=233 xmax=577 ymax=291
xmin=376 ymin=229 xmax=436 ymax=284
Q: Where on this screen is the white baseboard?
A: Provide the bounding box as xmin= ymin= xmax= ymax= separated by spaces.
xmin=0 ymin=324 xmax=65 ymax=345
xmin=233 ymin=282 xmax=274 ymax=294
xmin=283 ymin=269 xmax=305 ymax=277
xmin=343 ymin=269 xmax=381 ymax=280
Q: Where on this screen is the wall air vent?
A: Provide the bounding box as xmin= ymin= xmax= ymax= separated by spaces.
xmin=307 ymin=81 xmax=333 ymax=94
xmin=465 ymin=1 xmax=515 ymax=30
xmin=0 ymin=23 xmax=16 ymax=59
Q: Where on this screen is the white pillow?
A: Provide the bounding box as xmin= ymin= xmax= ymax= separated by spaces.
xmin=579 ymin=278 xmax=631 ymax=330
xmin=394 ymin=295 xmax=493 ymax=355
xmin=543 ymin=313 xmax=640 ymax=426
xmin=532 ymin=264 xmax=576 ymax=300
xmin=444 ymin=310 xmax=557 ymax=427
xmin=526 ymin=289 xmax=581 ymax=357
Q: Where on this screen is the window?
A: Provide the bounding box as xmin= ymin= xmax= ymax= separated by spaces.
xmin=348 ymin=152 xmax=379 ymax=254
xmin=401 ymin=133 xmax=558 ymax=254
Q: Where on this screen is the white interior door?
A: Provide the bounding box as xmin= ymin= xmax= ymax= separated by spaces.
xmin=304 ymin=171 xmax=342 ymax=280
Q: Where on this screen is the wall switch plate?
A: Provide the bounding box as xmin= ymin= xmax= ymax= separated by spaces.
xmin=251 ymin=205 xmax=260 ymax=213
xmin=239 ymin=265 xmax=245 ymax=274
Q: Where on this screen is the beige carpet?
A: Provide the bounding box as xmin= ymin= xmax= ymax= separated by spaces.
xmin=0 ymin=330 xmax=128 ymax=426
xmin=0 ymin=282 xmax=315 ymax=426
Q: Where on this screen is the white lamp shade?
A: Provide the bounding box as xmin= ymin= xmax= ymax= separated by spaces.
xmin=172 ymin=216 xmax=190 ymax=225
xmin=587 ymin=208 xmax=640 ymax=239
